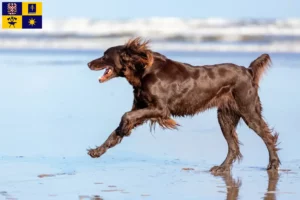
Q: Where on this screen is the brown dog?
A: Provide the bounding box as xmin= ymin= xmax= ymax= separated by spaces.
xmin=87 ymin=37 xmax=280 ymax=173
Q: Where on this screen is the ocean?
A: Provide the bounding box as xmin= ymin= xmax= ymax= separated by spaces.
xmin=1 ymin=17 xmax=300 ymax=52
xmin=0 ymin=48 xmax=300 ymax=200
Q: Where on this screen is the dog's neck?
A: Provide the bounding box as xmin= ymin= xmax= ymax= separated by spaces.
xmin=125 ymin=75 xmax=141 ymax=88
xmin=123 ymin=55 xmax=165 ymax=88
xmin=123 ymin=66 xmax=144 ymax=88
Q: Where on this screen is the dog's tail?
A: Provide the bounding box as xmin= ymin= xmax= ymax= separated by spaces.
xmin=248 ymin=53 xmax=271 ymax=87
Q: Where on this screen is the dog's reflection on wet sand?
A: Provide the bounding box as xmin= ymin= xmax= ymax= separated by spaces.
xmin=264 ymin=171 xmax=280 ymax=200
xmin=212 ymin=171 xmax=280 ymax=200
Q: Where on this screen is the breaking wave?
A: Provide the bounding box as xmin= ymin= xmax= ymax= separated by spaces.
xmin=1 ymin=17 xmax=300 ymax=52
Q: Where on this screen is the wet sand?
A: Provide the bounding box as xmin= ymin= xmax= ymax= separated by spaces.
xmin=0 ymin=156 xmax=299 ymax=200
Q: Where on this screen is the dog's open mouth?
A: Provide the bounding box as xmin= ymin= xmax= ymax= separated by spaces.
xmin=99 ymin=67 xmax=113 ymax=83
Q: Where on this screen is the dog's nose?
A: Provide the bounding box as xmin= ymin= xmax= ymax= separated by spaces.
xmin=88 ymin=62 xmax=91 ymax=68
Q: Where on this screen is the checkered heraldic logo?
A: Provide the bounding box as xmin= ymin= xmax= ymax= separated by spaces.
xmin=2 ymin=2 xmax=42 ymax=29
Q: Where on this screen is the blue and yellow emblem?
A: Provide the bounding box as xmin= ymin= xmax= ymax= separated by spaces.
xmin=2 ymin=2 xmax=42 ymax=29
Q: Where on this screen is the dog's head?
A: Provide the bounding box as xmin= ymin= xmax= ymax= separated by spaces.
xmin=88 ymin=37 xmax=153 ymax=84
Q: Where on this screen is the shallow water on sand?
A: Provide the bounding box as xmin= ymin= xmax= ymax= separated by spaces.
xmin=0 ymin=50 xmax=300 ymax=200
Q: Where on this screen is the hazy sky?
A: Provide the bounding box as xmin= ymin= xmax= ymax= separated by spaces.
xmin=42 ymin=0 xmax=297 ymax=19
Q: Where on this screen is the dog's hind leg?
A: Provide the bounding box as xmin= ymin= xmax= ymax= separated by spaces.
xmin=210 ymin=108 xmax=241 ymax=174
xmin=239 ymin=98 xmax=280 ymax=171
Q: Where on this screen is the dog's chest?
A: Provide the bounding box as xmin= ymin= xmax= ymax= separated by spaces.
xmin=133 ymin=89 xmax=152 ymax=108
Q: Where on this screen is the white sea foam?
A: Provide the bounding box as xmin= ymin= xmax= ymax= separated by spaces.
xmin=1 ymin=17 xmax=300 ymax=52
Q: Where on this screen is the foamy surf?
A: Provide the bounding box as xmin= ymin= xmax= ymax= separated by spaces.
xmin=1 ymin=17 xmax=300 ymax=52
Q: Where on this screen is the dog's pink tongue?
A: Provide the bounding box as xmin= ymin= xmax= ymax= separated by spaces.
xmin=99 ymin=75 xmax=105 ymax=83
xmin=99 ymin=68 xmax=109 ymax=83
xmin=99 ymin=74 xmax=106 ymax=83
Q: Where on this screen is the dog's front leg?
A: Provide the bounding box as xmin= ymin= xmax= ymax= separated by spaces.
xmin=88 ymin=129 xmax=122 ymax=158
xmin=88 ymin=108 xmax=163 ymax=158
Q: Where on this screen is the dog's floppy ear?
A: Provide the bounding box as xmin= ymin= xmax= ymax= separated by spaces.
xmin=122 ymin=37 xmax=154 ymax=68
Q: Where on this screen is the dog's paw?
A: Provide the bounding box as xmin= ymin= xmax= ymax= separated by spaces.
xmin=267 ymin=159 xmax=280 ymax=171
xmin=210 ymin=165 xmax=231 ymax=174
xmin=87 ymin=148 xmax=101 ymax=158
